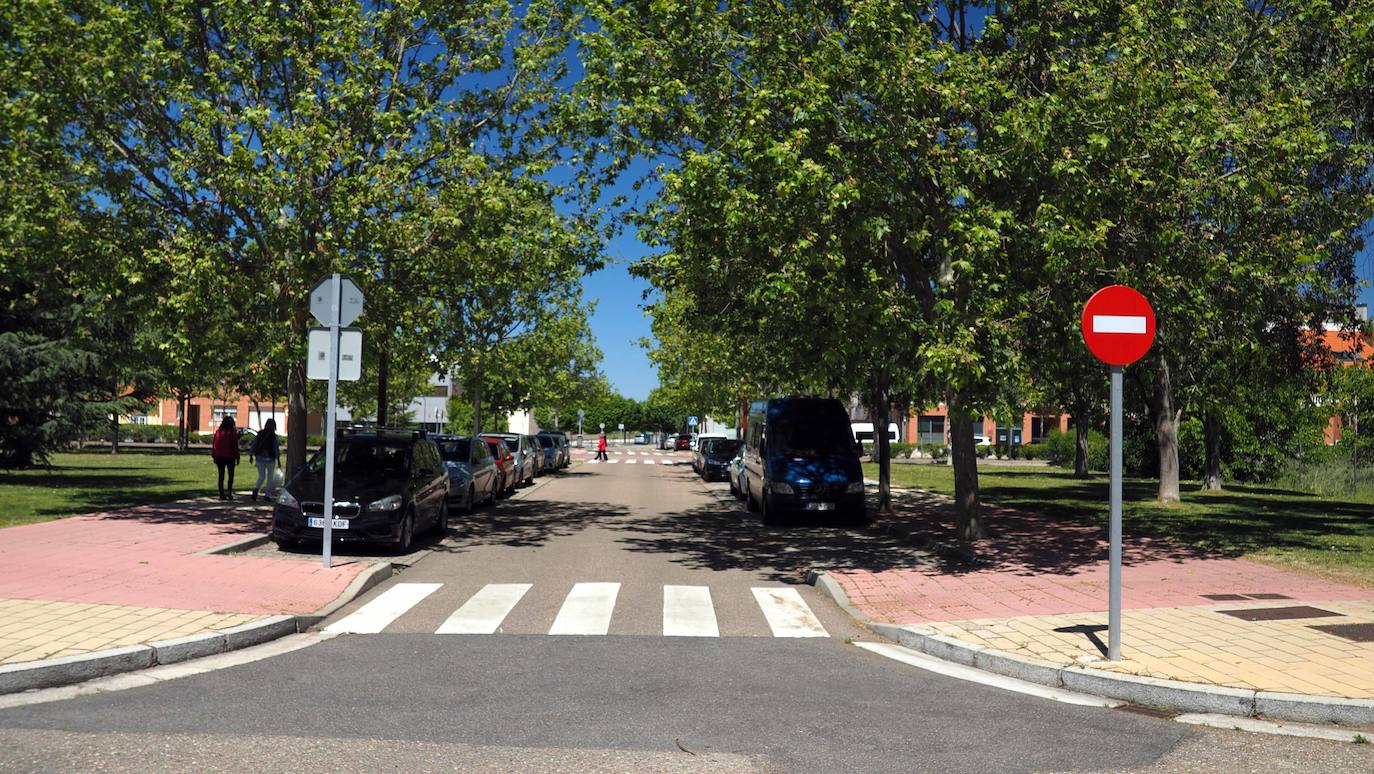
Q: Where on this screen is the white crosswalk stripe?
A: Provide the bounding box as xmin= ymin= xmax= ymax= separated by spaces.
xmin=625 ymin=459 xmax=637 ymax=464
xmin=550 ymin=582 xmax=621 ymax=635
xmin=643 ymin=459 xmax=655 ymax=465
xmin=435 ymin=583 xmax=532 ymax=634
xmin=607 ymin=458 xmax=619 ymax=464
xmin=326 ymin=583 xmax=441 ymax=634
xmin=325 ymin=582 xmax=830 ymax=638
xmin=663 ymin=585 xmax=719 ymax=637
xmin=752 ymin=587 xmax=830 ymax=638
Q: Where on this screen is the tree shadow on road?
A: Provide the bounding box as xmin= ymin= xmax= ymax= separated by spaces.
xmin=430 ymin=498 xmax=630 ymax=554
xmin=612 ymin=497 xmax=933 ymax=584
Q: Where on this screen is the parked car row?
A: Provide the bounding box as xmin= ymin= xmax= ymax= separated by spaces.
xmin=270 ymin=426 xmax=573 ymax=553
xmin=692 ymin=436 xmax=742 ymax=482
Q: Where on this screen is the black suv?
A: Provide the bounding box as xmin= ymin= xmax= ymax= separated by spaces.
xmin=271 ymin=429 xmax=449 ymax=552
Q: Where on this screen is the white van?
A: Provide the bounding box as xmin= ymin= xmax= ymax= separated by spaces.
xmin=850 ymin=422 xmax=899 ymax=446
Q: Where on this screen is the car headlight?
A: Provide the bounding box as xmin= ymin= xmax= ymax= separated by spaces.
xmin=770 ymin=481 xmax=794 ymax=495
xmin=368 ymin=495 xmax=403 ymax=512
xmin=846 ymin=481 xmax=865 ymax=494
xmin=277 ymin=489 xmax=299 ymax=509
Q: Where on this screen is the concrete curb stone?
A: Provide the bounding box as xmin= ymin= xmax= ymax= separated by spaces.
xmin=148 ymin=631 xmax=227 ymax=665
xmin=813 ymin=571 xmax=1374 ymax=728
xmin=220 ymin=615 xmax=299 ymax=650
xmin=0 ymin=645 xmax=154 ymax=694
xmin=296 ymin=560 xmax=394 ymax=630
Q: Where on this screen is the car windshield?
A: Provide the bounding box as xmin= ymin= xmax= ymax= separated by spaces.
xmin=538 ymin=436 xmax=553 ymax=448
xmin=769 ymin=403 xmax=856 ymax=457
xmin=502 ymin=438 xmax=519 ymax=453
xmin=706 ymin=439 xmax=742 ymax=459
xmin=437 ymin=439 xmax=470 ymax=462
xmin=309 ymin=439 xmax=411 ymax=477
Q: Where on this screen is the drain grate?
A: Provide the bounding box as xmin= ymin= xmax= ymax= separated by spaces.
xmin=1243 ymin=593 xmax=1292 ymax=600
xmin=1309 ymin=623 xmax=1374 ymax=643
xmin=1201 ymin=594 xmax=1249 ymax=601
xmin=1219 ymin=606 xmax=1344 ymax=622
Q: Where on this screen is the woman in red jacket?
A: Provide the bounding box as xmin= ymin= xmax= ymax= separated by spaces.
xmin=211 ymin=416 xmax=242 ymax=501
xmin=596 ymin=432 xmax=608 ymax=461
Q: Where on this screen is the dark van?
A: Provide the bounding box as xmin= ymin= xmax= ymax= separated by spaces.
xmin=741 ymin=397 xmax=866 ymax=525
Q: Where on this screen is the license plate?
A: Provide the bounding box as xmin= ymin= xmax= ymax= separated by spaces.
xmin=308 ymin=517 xmax=350 ymax=529
xmin=803 ymin=502 xmax=836 ymax=511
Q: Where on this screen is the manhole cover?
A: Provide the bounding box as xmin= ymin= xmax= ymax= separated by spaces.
xmin=1219 ymin=606 xmax=1344 ymax=622
xmin=1309 ymin=623 xmax=1374 ymax=642
xmin=1201 ymin=594 xmax=1249 ymax=601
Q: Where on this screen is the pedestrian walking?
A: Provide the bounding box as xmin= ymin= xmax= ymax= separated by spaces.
xmin=596 ymin=432 xmax=608 ymax=461
xmin=211 ymin=416 xmax=241 ymax=501
xmin=249 ymin=418 xmax=281 ymax=502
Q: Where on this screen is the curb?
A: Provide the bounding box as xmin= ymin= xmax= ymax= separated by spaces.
xmin=0 ymin=559 xmax=398 ymax=696
xmin=808 ymin=570 xmax=1374 ymax=728
xmin=198 ymin=533 xmax=272 ymax=556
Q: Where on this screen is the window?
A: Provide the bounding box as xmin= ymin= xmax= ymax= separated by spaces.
xmin=917 ymin=415 xmax=945 ymax=444
xmin=128 ymin=414 xmax=150 ymax=425
xmin=1030 ymin=416 xmax=1057 ymax=442
xmin=996 ymin=423 xmax=1023 ymax=445
xmin=211 ymin=407 xmax=238 ymax=422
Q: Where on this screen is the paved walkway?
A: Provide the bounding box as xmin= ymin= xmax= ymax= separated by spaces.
xmin=834 ymin=488 xmax=1374 ymax=701
xmin=0 ymin=498 xmax=368 ymax=666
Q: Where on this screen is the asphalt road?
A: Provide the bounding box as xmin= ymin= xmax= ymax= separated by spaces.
xmin=2 ymin=452 xmax=1370 ymax=772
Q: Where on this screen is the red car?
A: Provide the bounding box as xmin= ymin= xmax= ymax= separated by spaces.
xmin=480 ymin=437 xmax=515 ymax=496
xmin=674 ymin=434 xmax=692 ymax=451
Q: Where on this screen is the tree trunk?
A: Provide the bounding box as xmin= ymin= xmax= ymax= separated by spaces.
xmin=470 ymin=376 xmax=483 ymax=435
xmin=286 ymin=306 xmax=309 ymax=479
xmin=1072 ymin=399 xmax=1091 ymax=478
xmin=110 ymin=411 xmax=120 ymax=454
xmin=176 ymin=392 xmax=189 ymax=452
xmin=1151 ymin=359 xmax=1182 ymax=503
xmin=948 ymin=396 xmax=985 ymax=541
xmin=1201 ymin=409 xmax=1223 ymax=491
xmin=375 ymin=337 xmax=390 ymax=426
xmin=868 ymin=371 xmax=893 ymax=515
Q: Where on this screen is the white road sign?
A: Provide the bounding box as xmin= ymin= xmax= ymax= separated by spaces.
xmin=310 ymin=275 xmax=364 ymax=327
xmin=307 ymin=327 xmax=362 ymax=381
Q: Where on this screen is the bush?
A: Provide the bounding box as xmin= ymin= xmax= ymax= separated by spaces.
xmin=1044 ymin=428 xmax=1110 ymax=471
xmin=886 ymin=442 xmax=916 ymax=459
xmin=1021 ymin=442 xmax=1047 ymax=460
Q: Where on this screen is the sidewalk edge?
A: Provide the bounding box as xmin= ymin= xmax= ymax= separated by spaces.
xmin=809 ymin=573 xmax=1374 ymax=728
xmin=295 ymin=560 xmax=395 ymax=630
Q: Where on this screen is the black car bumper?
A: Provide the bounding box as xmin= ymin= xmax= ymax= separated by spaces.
xmin=703 ymin=461 xmax=732 ymax=480
xmin=768 ymin=490 xmax=866 ymax=515
xmin=272 ymin=505 xmax=405 ymax=545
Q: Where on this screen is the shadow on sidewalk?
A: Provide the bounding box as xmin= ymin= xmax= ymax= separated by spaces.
xmin=91 ymin=500 xmax=272 ymax=535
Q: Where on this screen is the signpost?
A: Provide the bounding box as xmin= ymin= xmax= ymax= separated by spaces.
xmin=577 ymin=409 xmax=585 ymax=445
xmin=1081 ymin=285 xmax=1155 ymax=661
xmin=688 ymin=415 xmax=698 ymax=429
xmin=308 ymin=274 xmax=364 ymax=570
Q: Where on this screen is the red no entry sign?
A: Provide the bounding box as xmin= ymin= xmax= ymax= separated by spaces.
xmin=1081 ymin=285 xmax=1155 ymax=366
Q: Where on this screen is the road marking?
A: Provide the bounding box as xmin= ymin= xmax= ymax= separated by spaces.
xmin=751 ymin=587 xmax=828 ymax=638
xmin=436 ymin=583 xmax=532 ymax=634
xmin=625 ymin=459 xmax=637 ymax=464
xmin=854 ymin=642 xmax=1123 ymax=707
xmin=643 ymin=459 xmax=655 ymax=465
xmin=549 ymin=582 xmax=621 ymax=635
xmin=607 ymin=459 xmax=619 ymax=464
xmin=1091 ymin=314 xmax=1147 ymax=334
xmin=325 ymin=583 xmax=442 ymax=634
xmin=663 ymin=585 xmax=719 ymax=637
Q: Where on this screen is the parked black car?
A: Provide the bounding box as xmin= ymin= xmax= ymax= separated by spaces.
xmin=271 ymin=429 xmax=449 ymax=552
xmin=698 ymin=438 xmax=742 ymax=481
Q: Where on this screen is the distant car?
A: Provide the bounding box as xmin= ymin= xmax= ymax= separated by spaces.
xmin=534 ymin=433 xmax=557 ymax=471
xmin=728 ymin=447 xmax=746 ymax=499
xmin=673 ymin=434 xmax=692 ymax=451
xmin=632 ymin=433 xmax=647 ymax=445
xmin=272 ymin=429 xmax=448 ymax=552
xmin=482 ymin=433 xmax=536 ymax=488
xmin=237 ymin=428 xmax=257 ymax=452
xmin=659 ymin=434 xmax=674 ymax=450
xmin=974 ymin=434 xmax=992 ymax=447
xmin=698 ymin=438 xmax=742 ymax=481
xmin=479 ymin=436 xmax=515 ymax=495
xmin=538 ymin=430 xmax=571 ymax=468
xmin=434 ymin=435 xmax=498 ymax=513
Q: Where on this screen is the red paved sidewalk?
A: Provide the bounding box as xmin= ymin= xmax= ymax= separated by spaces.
xmin=0 ymin=501 xmax=366 ymax=616
xmin=835 ymin=490 xmax=1371 ymax=624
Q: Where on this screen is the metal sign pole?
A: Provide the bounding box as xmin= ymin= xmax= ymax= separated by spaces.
xmin=321 ymin=273 xmax=341 ymax=570
xmin=1108 ymin=365 xmax=1123 ymax=660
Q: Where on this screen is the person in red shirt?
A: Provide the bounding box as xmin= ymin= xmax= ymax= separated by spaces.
xmin=211 ymin=416 xmax=242 ymax=501
xmin=596 ymin=432 xmax=608 ymax=461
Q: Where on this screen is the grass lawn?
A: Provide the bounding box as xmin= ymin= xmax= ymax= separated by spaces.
xmin=865 ymin=462 xmax=1374 ymax=586
xmin=0 ymin=450 xmax=224 ymax=529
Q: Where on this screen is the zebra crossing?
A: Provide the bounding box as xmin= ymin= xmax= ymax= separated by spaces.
xmin=324 ymin=581 xmax=831 ymax=638
xmin=583 ymin=450 xmax=687 ymax=466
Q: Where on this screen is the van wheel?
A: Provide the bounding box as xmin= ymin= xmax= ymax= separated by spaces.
xmin=761 ymin=491 xmax=784 ymax=527
xmin=462 ymin=485 xmax=475 ymax=514
xmin=435 ymin=500 xmax=449 ymax=534
xmin=745 ymin=481 xmax=760 ymax=512
xmin=396 ymin=511 xmax=415 ymax=553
